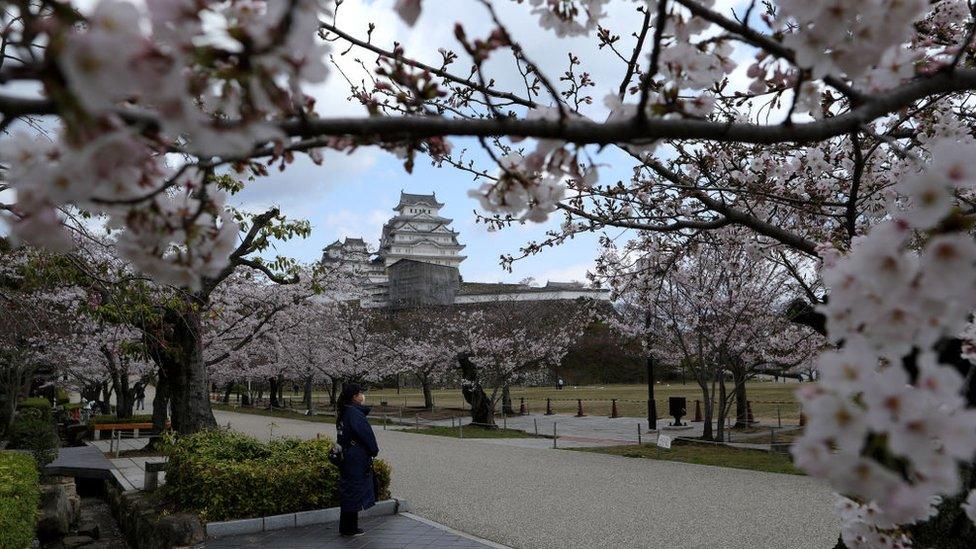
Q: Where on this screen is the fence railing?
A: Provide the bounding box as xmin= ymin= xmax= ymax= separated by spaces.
xmin=211 ymin=393 xmax=806 ymax=428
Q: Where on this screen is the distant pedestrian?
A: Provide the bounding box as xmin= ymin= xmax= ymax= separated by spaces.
xmin=557 ymin=378 xmax=564 ymax=390
xmin=134 ymin=383 xmax=146 ymax=410
xmin=335 ymin=383 xmax=379 ymax=537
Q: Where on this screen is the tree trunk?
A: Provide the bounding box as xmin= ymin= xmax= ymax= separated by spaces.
xmin=114 ymin=376 xmax=133 ymax=420
xmin=698 ymin=377 xmax=714 ymax=441
xmin=418 ymin=374 xmax=433 ymax=410
xmin=146 ymin=304 xmax=217 ymax=435
xmin=502 ymin=384 xmax=514 ymax=416
xmin=732 ymin=366 xmax=748 ymax=429
xmin=303 ymin=376 xmax=313 ymax=410
xmin=457 ymin=353 xmax=496 ymax=428
xmin=222 ymin=381 xmax=233 ymax=404
xmin=327 ymin=379 xmax=338 ymax=409
xmin=716 ymin=370 xmax=727 ymax=443
xmin=277 ymin=374 xmax=284 ymax=403
xmin=151 ymin=373 xmax=170 ymax=432
xmin=268 ymin=377 xmax=280 ymax=408
xmin=99 ymin=382 xmax=112 ymax=414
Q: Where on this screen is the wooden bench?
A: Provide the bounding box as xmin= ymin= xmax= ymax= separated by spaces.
xmin=144 ymin=460 xmax=167 ymax=491
xmin=92 ymin=421 xmax=170 ymax=439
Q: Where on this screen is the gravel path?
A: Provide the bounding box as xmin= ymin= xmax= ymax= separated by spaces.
xmin=214 ymin=410 xmax=839 ymax=549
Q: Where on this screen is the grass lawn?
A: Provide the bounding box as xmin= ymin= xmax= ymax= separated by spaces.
xmin=326 ymin=382 xmax=804 ymax=423
xmin=399 ymin=425 xmax=542 ymax=439
xmin=574 ymin=439 xmax=803 ymax=475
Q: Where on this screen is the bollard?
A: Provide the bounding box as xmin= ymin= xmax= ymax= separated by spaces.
xmin=545 ymin=398 xmax=554 ymax=416
xmin=694 ymin=400 xmax=703 ymax=422
xmin=638 ymin=423 xmax=642 ymax=445
xmin=534 ymin=418 xmax=538 ymax=436
xmin=747 ymin=401 xmax=755 ymax=424
xmin=799 ymin=411 xmax=807 ymax=427
xmin=519 ymin=397 xmax=527 ymax=416
xmin=415 ymin=415 xmax=419 ymax=431
xmin=610 ymin=399 xmax=619 ymax=419
xmin=576 ymin=399 xmax=586 ymax=417
xmin=553 ymin=422 xmax=557 ymax=449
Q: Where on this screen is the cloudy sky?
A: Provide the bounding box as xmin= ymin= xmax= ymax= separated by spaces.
xmin=228 ymin=0 xmax=749 ymax=285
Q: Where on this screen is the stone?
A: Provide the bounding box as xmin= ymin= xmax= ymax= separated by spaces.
xmin=37 ymin=480 xmax=80 ymax=541
xmin=76 ymin=518 xmax=100 ymax=539
xmin=59 ymin=535 xmax=94 ymax=548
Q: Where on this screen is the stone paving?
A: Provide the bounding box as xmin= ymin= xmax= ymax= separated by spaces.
xmin=202 ymin=513 xmax=502 ymax=548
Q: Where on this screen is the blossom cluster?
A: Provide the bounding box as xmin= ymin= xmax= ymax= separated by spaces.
xmin=794 ymin=137 xmax=976 ymax=547
xmin=1 ymin=0 xmax=331 ymax=288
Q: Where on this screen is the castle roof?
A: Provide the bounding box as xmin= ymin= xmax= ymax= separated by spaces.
xmin=395 ymin=191 xmax=444 ymax=209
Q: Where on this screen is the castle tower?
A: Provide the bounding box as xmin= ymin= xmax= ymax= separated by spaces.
xmin=378 ymin=192 xmax=466 ymax=269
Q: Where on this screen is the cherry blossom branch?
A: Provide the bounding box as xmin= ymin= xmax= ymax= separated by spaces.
xmin=318 ymin=22 xmax=539 ymax=109
xmin=276 ymin=68 xmax=976 ymax=145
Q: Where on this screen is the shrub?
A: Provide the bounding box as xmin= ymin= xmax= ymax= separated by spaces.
xmin=0 ymin=452 xmax=40 ymax=549
xmin=54 ymin=389 xmax=69 ymax=405
xmin=7 ymin=415 xmax=60 ymax=467
xmin=164 ymin=429 xmax=392 ymax=522
xmin=15 ymin=398 xmax=51 ymax=420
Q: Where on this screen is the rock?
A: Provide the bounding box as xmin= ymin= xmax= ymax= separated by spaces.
xmin=37 ymin=482 xmax=78 ymax=541
xmin=58 ymin=535 xmax=94 ymax=548
xmin=76 ymin=519 xmax=100 ymax=540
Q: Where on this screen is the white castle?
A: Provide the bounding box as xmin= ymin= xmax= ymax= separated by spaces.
xmin=378 ymin=192 xmax=466 ymax=269
xmin=322 ymin=191 xmax=608 ymax=308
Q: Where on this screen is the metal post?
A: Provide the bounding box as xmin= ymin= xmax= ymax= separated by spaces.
xmin=459 ymin=421 xmax=463 ymax=439
xmin=383 ymin=413 xmax=387 ymax=430
xmin=534 ymin=418 xmax=538 ymax=436
xmin=415 ymin=414 xmax=419 ymax=431
xmin=553 ymin=422 xmax=557 ymax=449
xmin=638 ymin=423 xmax=642 ymax=445
xmin=503 ymin=411 xmax=507 ymax=430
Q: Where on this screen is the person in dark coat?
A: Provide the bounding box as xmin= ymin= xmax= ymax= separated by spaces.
xmin=335 ymin=383 xmax=379 ymax=537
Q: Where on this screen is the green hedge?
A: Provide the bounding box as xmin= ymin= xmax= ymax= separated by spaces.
xmin=164 ymin=430 xmax=392 ymax=522
xmin=0 ymin=452 xmax=40 ymax=549
xmin=6 ymin=414 xmax=59 ymax=467
xmin=15 ymin=398 xmax=51 ymax=420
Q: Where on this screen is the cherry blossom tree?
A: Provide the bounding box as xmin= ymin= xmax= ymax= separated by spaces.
xmin=5 ymin=0 xmax=976 ymax=545
xmin=604 ymin=229 xmax=819 ymax=438
xmin=443 ymin=299 xmax=595 ymax=426
xmin=376 ymin=308 xmax=458 ymax=410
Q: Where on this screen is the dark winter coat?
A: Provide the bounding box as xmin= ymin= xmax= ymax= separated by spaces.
xmin=336 ymin=404 xmax=379 ymax=512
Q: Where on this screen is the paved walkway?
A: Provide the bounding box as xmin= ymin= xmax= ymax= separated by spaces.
xmin=202 ymin=513 xmax=503 ymax=548
xmin=423 ymin=413 xmax=705 ymax=447
xmin=215 ymin=410 xmax=839 ymax=549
